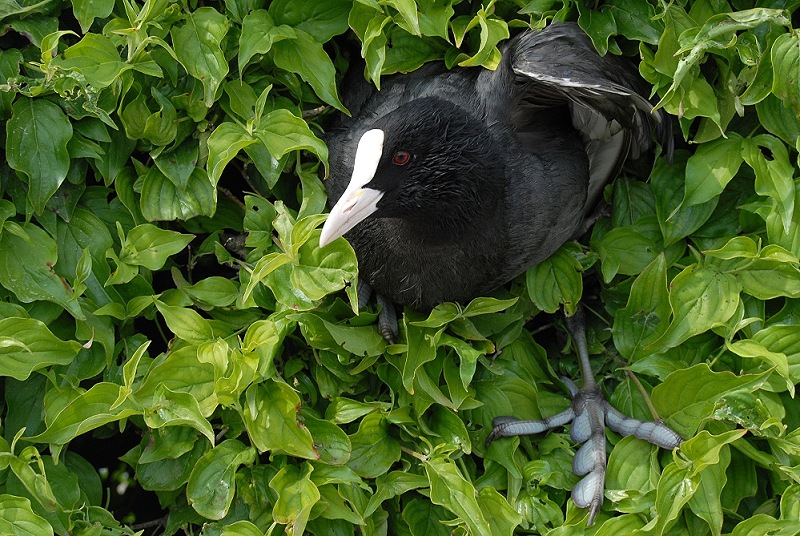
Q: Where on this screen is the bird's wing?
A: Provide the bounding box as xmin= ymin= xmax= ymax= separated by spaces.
xmin=507 ymin=23 xmax=672 ymax=209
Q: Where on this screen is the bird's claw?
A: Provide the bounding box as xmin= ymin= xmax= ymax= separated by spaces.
xmin=486 ymin=376 xmax=682 ymax=526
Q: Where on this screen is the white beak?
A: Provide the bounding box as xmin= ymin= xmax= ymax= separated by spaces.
xmin=320 ymin=129 xmax=386 ymax=247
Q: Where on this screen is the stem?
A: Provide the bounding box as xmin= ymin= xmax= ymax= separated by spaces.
xmin=400 ymin=445 xmax=428 ymax=462
xmin=731 ymin=436 xmax=775 ymax=469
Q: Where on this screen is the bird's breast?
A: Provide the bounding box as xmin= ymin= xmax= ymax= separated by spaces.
xmin=348 ymin=216 xmax=508 ymax=310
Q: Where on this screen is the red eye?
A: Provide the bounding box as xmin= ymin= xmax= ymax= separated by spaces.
xmin=392 ymin=151 xmax=411 ymax=166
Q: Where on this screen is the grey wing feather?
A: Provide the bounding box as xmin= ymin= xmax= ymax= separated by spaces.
xmin=507 ymin=23 xmax=673 ymax=209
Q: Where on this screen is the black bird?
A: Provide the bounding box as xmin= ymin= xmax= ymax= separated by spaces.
xmin=319 ymin=23 xmax=682 ymax=524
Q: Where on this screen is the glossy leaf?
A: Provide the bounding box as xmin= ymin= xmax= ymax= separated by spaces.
xmin=6 ymin=99 xmax=72 ymax=213
xmin=116 ymin=223 xmax=194 ymax=270
xmin=595 ymin=227 xmax=658 ymax=282
xmin=143 ymin=384 xmax=216 ymax=445
xmin=0 ymin=494 xmax=54 ymax=536
xmin=0 ymin=318 xmax=82 ymax=380
xmin=771 ymin=31 xmax=800 ymax=116
xmin=347 ymin=413 xmax=401 ymax=479
xmin=0 ymin=223 xmax=84 ymax=318
xmin=683 ymin=134 xmax=744 ymax=206
xmin=186 ymin=439 xmax=256 ymax=520
xmin=171 ymin=8 xmax=230 ymax=107
xmin=56 ymin=33 xmax=131 ymax=88
xmin=648 ymin=265 xmax=740 ymax=352
xmin=613 ymin=254 xmax=670 ymax=361
xmin=652 ymin=364 xmax=769 ymax=436
xmin=272 ymin=29 xmax=347 ymax=112
xmin=242 ymin=380 xmax=318 ymax=459
xmin=270 ymin=463 xmax=320 ymax=535
xmin=28 ymin=383 xmax=141 ymax=448
xmin=526 ymin=243 xmax=583 ymax=315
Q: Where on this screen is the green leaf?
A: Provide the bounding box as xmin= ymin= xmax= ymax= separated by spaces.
xmin=71 ymin=0 xmax=113 ymax=33
xmin=186 ymin=439 xmax=256 ymax=520
xmin=270 ymin=463 xmax=320 ymax=535
xmin=683 ymin=134 xmax=744 ymax=206
xmin=526 ymin=243 xmax=583 ymax=315
xmin=426 ymin=405 xmax=471 ymax=454
xmin=181 ymin=276 xmax=239 ymax=308
xmin=613 ymin=254 xmax=670 ymax=361
xmin=154 ymin=142 xmax=200 ymax=190
xmin=6 ymin=98 xmax=72 ymax=213
xmin=400 ymin=320 xmax=437 ymax=393
xmin=688 ymin=442 xmax=729 ymax=536
xmin=0 ymin=318 xmax=82 ymax=381
xmin=648 ymin=265 xmax=740 ymax=353
xmin=578 ymin=3 xmax=617 ymax=55
xmin=757 ymin=95 xmax=800 ymax=146
xmin=140 ymin=166 xmax=216 ymax=221
xmin=652 ymin=364 xmax=770 ymax=437
xmin=322 ymin=319 xmax=387 ymax=358
xmin=206 ymin=122 xmax=260 ymax=186
xmin=418 ymin=0 xmax=453 ymax=39
xmin=652 ymin=154 xmax=718 ymax=246
xmin=0 ymin=223 xmax=84 ymax=319
xmin=238 ymin=11 xmax=295 ymax=72
xmin=134 ymin=346 xmax=217 ymax=416
xmin=352 ymin=7 xmax=390 ymax=86
xmin=458 ymin=14 xmax=509 ymax=69
xmin=117 ymin=223 xmax=194 ymax=270
xmin=364 ymin=471 xmax=428 ymax=517
xmin=28 ymin=382 xmax=141 ymax=447
xmin=347 ymin=413 xmax=401 ymax=479
xmin=255 ymin=108 xmax=328 ymax=167
xmin=402 ymin=497 xmax=450 ymax=536
xmin=301 ymin=413 xmax=351 ymax=466
xmin=478 ymin=487 xmax=524 ymax=536
xmin=171 ymin=7 xmax=230 ymax=107
xmin=771 ymin=30 xmax=800 ymax=117
xmin=595 ymin=226 xmax=658 ymax=282
xmin=383 ymin=26 xmax=448 ymax=74
xmin=267 ymin=0 xmax=350 ymax=42
xmin=143 ymin=385 xmax=216 ymax=445
xmin=384 ymin=0 xmax=421 ymax=36
xmin=263 ymin=226 xmax=357 ymax=310
xmin=606 ymin=0 xmax=662 ymax=44
xmin=731 ymin=514 xmax=800 ymax=536
xmin=743 ymin=134 xmax=795 ymax=233
xmin=0 ymin=494 xmax=54 ymax=536
xmin=653 ymin=462 xmax=699 ymax=535
xmin=605 ymin=435 xmax=658 ymax=493
xmin=426 ymin=451 xmax=498 ymax=535
xmin=242 ymin=380 xmax=318 ymax=459
xmin=682 ymin=429 xmax=747 ymax=475
xmin=727 ymin=339 xmax=794 ymax=395
xmin=221 ymin=521 xmax=266 ymax=536
xmin=272 ymin=29 xmax=347 ymax=112
xmin=56 ymin=33 xmax=132 ymax=88
xmin=751 ymin=324 xmax=800 ymax=381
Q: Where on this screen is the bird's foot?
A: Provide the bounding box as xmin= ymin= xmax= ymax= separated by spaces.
xmin=485 ymin=376 xmax=682 ymax=525
xmin=357 ymin=281 xmax=399 ymax=343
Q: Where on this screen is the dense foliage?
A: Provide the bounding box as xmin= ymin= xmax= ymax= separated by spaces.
xmin=1 ymin=0 xmax=799 ymax=534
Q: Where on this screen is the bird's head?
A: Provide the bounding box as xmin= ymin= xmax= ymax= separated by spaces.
xmin=320 ymin=97 xmax=502 ymax=247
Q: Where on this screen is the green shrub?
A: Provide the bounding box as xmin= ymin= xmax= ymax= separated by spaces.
xmin=0 ymin=0 xmax=798 ymax=534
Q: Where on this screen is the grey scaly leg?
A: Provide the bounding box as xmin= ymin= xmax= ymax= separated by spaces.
xmin=486 ymin=307 xmax=682 ymax=525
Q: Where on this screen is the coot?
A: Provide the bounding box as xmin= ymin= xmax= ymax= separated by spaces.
xmin=320 ymin=23 xmax=681 ymax=525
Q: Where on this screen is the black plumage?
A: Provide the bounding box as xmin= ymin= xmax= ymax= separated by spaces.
xmin=320 ymin=23 xmax=671 ymax=310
